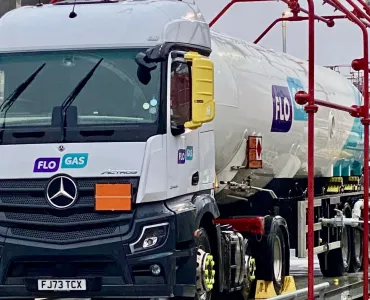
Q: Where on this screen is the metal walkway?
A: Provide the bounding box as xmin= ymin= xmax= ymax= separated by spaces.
xmin=288 ymin=253 xmax=368 ymax=300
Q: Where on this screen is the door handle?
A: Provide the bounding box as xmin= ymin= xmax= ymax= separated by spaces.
xmin=192 ymin=172 xmax=199 ymax=186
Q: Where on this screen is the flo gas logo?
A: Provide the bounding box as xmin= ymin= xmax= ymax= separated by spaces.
xmin=33 ymin=153 xmax=89 ymax=173
xmin=177 ymin=146 xmax=193 ymax=164
xmin=271 ymin=85 xmax=292 ymax=133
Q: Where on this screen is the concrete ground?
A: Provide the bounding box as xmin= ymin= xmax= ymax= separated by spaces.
xmin=290 ymin=249 xmax=322 ymax=277
xmin=34 ymin=250 xmax=367 ymax=300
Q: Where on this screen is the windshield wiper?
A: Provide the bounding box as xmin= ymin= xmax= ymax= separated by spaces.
xmin=60 ymin=58 xmax=103 ymax=141
xmin=0 ymin=63 xmax=46 ymax=143
xmin=0 ymin=63 xmax=46 ymax=117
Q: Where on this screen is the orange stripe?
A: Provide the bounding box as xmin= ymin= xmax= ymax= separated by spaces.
xmin=95 ymin=183 xmax=132 ymax=211
xmin=95 ymin=183 xmax=131 ymax=197
xmin=95 ymin=197 xmax=132 ymax=211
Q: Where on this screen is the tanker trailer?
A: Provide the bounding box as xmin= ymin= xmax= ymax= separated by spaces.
xmin=209 ymin=30 xmax=365 ymax=282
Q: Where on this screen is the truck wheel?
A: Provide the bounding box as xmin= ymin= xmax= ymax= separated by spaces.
xmin=341 ymin=225 xmax=351 ymax=272
xmin=340 ymin=204 xmax=352 ymax=273
xmin=255 ymin=225 xmax=287 ymax=295
xmin=270 ymin=226 xmax=286 ymax=294
xmin=318 ymin=225 xmax=350 ymax=277
xmin=318 ymin=248 xmax=344 ymax=277
xmin=195 ymin=227 xmax=215 ymax=300
xmin=349 ymin=227 xmax=362 ymax=273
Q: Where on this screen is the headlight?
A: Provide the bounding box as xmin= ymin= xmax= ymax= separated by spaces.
xmin=129 ymin=223 xmax=169 ymax=254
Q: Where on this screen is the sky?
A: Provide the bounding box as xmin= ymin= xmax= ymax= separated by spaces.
xmin=194 ymin=0 xmax=366 ymax=67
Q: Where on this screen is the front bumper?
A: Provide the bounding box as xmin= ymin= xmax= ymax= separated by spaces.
xmin=0 ymin=201 xmax=198 ymax=299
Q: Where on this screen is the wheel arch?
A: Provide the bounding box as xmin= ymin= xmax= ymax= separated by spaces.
xmin=193 ymin=193 xmax=220 ymax=257
xmin=193 ymin=193 xmax=220 ymax=229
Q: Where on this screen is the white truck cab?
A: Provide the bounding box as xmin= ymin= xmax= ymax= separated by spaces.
xmin=0 ymin=1 xmax=220 ymax=299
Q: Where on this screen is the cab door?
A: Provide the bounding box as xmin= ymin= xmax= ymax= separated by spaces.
xmin=166 ymin=52 xmax=200 ymax=199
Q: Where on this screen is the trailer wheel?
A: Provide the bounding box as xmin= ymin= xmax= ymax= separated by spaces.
xmin=318 ymin=225 xmax=351 ymax=277
xmin=349 ymin=227 xmax=363 ymax=273
xmin=318 ymin=248 xmax=344 ymax=277
xmin=270 ymin=227 xmax=286 ymax=294
xmin=255 ymin=225 xmax=287 ymax=295
xmin=341 ymin=225 xmax=351 ymax=272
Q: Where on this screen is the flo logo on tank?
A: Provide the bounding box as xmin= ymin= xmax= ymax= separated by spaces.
xmin=287 ymin=77 xmax=307 ymax=121
xmin=271 ymin=85 xmax=292 ymax=133
xmin=33 ymin=153 xmax=89 ymax=173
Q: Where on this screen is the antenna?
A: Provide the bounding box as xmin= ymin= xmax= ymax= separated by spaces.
xmin=69 ymin=0 xmax=77 ymax=18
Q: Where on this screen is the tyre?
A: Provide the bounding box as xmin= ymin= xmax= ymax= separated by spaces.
xmin=349 ymin=227 xmax=363 ymax=273
xmin=318 ymin=225 xmax=351 ymax=277
xmin=255 ymin=225 xmax=287 ymax=295
xmin=318 ymin=248 xmax=345 ymax=277
xmin=341 ymin=225 xmax=351 ymax=272
xmin=195 ymin=227 xmax=214 ymax=300
xmin=341 ymin=205 xmax=352 ymax=273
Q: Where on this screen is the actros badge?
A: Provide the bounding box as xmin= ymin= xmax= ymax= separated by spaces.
xmin=45 ymin=175 xmax=78 ymax=209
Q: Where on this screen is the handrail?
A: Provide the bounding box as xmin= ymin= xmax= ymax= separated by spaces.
xmin=269 ymin=282 xmax=330 ymax=300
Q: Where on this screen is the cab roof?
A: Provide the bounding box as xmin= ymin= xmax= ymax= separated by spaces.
xmin=0 ymin=0 xmax=211 ymax=52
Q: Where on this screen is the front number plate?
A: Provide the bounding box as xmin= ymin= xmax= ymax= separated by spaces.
xmin=37 ymin=279 xmax=87 ymax=291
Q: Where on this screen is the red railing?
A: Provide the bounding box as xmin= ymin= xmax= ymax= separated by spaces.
xmin=210 ymin=0 xmax=370 ymax=299
xmin=325 ymin=64 xmax=370 ymax=96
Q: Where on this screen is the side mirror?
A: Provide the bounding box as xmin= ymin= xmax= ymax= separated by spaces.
xmin=171 ymin=122 xmax=185 ymax=136
xmin=184 ymin=52 xmax=215 ymax=129
xmin=135 ymin=52 xmax=157 ymax=85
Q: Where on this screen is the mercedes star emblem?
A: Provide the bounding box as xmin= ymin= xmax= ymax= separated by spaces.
xmin=58 ymin=145 xmax=65 ymax=152
xmin=45 ymin=175 xmax=78 ymax=209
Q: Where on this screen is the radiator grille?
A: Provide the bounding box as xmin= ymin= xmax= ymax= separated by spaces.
xmin=0 ymin=177 xmax=138 ymax=243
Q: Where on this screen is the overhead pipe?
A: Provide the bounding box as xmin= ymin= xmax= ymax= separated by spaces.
xmin=209 ymin=0 xmax=333 ymax=28
xmin=356 ymin=0 xmax=370 ymax=17
xmin=254 ymin=15 xmax=348 ymax=44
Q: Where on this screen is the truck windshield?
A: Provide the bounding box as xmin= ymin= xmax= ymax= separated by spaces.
xmin=0 ymin=48 xmax=161 ymax=144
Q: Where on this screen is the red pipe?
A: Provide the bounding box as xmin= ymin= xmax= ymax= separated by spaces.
xmin=209 ymin=0 xmax=270 ymax=28
xmin=254 ymin=15 xmax=346 ymax=44
xmin=295 ymin=93 xmax=362 ymax=117
xmin=209 ymin=0 xmax=332 ymax=28
xmin=348 ymin=0 xmax=370 ymax=23
xmin=357 ymin=0 xmax=370 ymax=16
xmin=314 ymin=100 xmax=361 ymax=117
xmin=324 ymin=0 xmax=370 ymax=26
xmin=305 ymin=1 xmax=316 ymax=299
xmin=254 ymin=16 xmax=306 ymax=44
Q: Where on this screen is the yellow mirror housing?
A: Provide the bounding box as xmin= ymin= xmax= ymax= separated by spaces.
xmin=184 ymin=52 xmax=215 ymax=129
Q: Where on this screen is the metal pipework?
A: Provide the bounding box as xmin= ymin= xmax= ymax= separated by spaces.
xmin=208 ymin=0 xmax=333 ymax=28
xmin=319 ymin=209 xmax=369 ymax=228
xmin=254 ymin=15 xmax=347 ymax=44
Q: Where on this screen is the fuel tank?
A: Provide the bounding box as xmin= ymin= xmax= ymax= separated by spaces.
xmin=210 ymin=31 xmax=363 ymax=198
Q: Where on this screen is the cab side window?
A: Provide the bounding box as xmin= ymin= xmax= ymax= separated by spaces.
xmin=170 ymin=61 xmax=191 ymax=128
